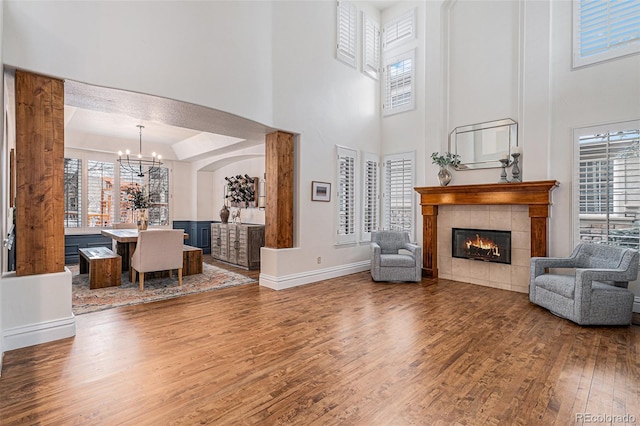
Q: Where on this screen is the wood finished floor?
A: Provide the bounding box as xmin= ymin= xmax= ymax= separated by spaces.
xmin=1 ymin=271 xmax=639 ymax=425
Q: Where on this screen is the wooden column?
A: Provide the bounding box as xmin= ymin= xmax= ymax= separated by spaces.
xmin=529 ymin=205 xmax=550 ymax=258
xmin=421 ymin=205 xmax=438 ymax=278
xmin=15 ymin=71 xmax=65 ymax=276
xmin=265 ymin=131 xmax=294 ymax=248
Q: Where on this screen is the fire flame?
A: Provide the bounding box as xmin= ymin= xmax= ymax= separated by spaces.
xmin=465 ymin=234 xmax=500 ymax=257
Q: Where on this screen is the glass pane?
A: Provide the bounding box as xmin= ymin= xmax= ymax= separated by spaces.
xmin=120 ymin=165 xmax=144 ymax=225
xmin=87 ymin=161 xmax=115 ymax=228
xmin=64 ymin=158 xmax=82 ymax=228
xmin=149 ymin=167 xmax=170 ymax=226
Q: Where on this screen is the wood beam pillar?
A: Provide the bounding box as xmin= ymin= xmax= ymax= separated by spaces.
xmin=265 ymin=131 xmax=294 ymax=249
xmin=15 ymin=71 xmax=65 ymax=276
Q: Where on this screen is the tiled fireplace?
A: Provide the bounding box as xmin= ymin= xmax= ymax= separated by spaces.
xmin=415 ymin=181 xmax=559 ymax=294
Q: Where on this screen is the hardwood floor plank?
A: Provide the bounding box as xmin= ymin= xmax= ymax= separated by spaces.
xmin=1 ymin=273 xmax=639 ymax=425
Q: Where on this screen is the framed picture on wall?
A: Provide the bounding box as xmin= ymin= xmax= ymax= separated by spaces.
xmin=311 ymin=181 xmax=331 ymax=202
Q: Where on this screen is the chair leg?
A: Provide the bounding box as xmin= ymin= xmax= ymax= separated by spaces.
xmin=169 ymin=269 xmax=173 ymax=279
xmin=140 ymin=272 xmax=144 ymax=291
xmin=132 ymin=268 xmax=137 ymax=285
xmin=178 ymin=268 xmax=183 ymax=288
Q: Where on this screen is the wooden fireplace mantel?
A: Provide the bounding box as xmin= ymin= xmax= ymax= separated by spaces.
xmin=414 ymin=180 xmax=559 ymax=278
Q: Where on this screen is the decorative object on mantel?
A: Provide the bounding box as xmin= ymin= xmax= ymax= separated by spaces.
xmin=498 ymin=156 xmax=511 ymax=183
xmin=431 ymin=152 xmax=461 ymax=186
xmin=125 ymin=184 xmax=156 ymax=230
xmin=510 ymin=146 xmax=522 ymax=183
xmin=117 ymin=125 xmax=163 ymax=177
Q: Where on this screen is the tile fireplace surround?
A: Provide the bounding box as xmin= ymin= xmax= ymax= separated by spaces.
xmin=415 ymin=181 xmax=559 ymax=293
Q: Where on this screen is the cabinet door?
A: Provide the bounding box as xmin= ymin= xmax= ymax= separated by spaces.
xmin=227 ymin=224 xmax=239 ymax=264
xmin=211 ymin=224 xmax=222 ymax=259
xmin=220 ymin=224 xmax=230 ymax=262
xmin=237 ymin=226 xmax=249 ymax=267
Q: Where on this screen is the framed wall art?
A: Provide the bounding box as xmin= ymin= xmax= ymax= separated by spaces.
xmin=311 ymin=181 xmax=331 ymax=202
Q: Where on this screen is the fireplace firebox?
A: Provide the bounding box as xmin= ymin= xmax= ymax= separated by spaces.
xmin=452 ymin=228 xmax=512 ymax=264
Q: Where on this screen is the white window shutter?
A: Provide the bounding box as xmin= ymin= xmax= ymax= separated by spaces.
xmin=383 ymin=49 xmax=415 ymax=116
xmin=336 ymin=0 xmax=357 ymax=68
xmin=337 ymin=146 xmax=357 ymax=244
xmin=362 ymin=12 xmax=381 ymax=79
xmin=361 ymin=152 xmax=380 ymax=241
xmin=383 ymin=152 xmax=415 ymax=238
xmin=573 ymin=0 xmax=640 ymax=68
xmin=382 ymin=9 xmax=416 ymax=51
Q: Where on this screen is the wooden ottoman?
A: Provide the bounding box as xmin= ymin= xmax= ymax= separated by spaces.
xmin=79 ymin=247 xmax=122 ymax=289
xmin=183 ymin=245 xmax=203 ymax=276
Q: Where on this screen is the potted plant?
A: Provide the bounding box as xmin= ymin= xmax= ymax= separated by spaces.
xmin=431 ymin=152 xmax=461 ymax=186
xmin=125 ymin=184 xmax=156 ymax=230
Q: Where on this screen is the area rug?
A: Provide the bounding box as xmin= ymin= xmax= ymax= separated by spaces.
xmin=71 ymin=263 xmax=256 ymax=315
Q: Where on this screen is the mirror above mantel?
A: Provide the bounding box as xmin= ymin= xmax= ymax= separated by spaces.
xmin=449 ymin=118 xmax=518 ymax=170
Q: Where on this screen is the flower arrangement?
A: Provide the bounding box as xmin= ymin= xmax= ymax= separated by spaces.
xmin=431 ymin=152 xmax=461 ymax=168
xmin=125 ymin=184 xmax=156 ymax=210
xmin=225 ymin=174 xmax=256 ymax=208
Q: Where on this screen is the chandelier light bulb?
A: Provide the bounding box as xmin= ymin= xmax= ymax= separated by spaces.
xmin=158 ymin=155 xmax=162 ymax=160
xmin=125 ymin=149 xmax=130 ymax=155
xmin=152 ymin=152 xmax=157 ymax=158
xmin=118 ymin=151 xmax=123 ymax=156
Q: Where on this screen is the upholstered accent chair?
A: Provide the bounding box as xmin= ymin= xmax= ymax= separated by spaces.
xmin=530 ymin=243 xmax=638 ymax=325
xmin=131 ymin=230 xmax=184 ymax=291
xmin=371 ymin=231 xmax=422 ymax=282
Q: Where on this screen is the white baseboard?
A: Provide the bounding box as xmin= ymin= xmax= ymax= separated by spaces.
xmin=634 ymin=296 xmax=640 ymax=313
xmin=259 ymin=260 xmax=370 ymax=290
xmin=3 ymin=316 xmax=76 ymax=352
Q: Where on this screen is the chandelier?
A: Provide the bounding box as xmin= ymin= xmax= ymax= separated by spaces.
xmin=117 ymin=125 xmax=163 ymax=177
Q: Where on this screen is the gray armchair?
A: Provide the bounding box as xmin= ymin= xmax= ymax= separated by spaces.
xmin=371 ymin=231 xmax=422 ymax=282
xmin=530 ymin=243 xmax=638 ymax=325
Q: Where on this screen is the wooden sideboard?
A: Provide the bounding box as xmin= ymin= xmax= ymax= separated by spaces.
xmin=211 ymin=224 xmax=265 ymax=270
xmin=414 ymin=180 xmax=559 ymax=278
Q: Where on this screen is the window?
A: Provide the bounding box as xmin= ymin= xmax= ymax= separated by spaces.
xmin=64 ymin=158 xmax=82 ymax=228
xmin=87 ymin=161 xmax=115 ymax=228
xmin=383 ymin=152 xmax=415 ymax=237
xmin=575 ymin=121 xmax=640 ymax=249
xmin=336 ymin=0 xmax=357 ymax=68
xmin=64 ymin=150 xmax=171 ymax=233
xmin=362 ymin=12 xmax=381 ymax=79
xmin=336 ymin=146 xmax=357 ymax=244
xmin=573 ymin=0 xmax=640 ymax=68
xmin=361 ymin=152 xmax=380 ymax=241
xmin=382 ymin=8 xmax=415 ymax=51
xmin=382 ymin=50 xmax=415 ymax=116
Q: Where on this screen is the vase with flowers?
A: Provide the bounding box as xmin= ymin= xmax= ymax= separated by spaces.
xmin=224 ymin=174 xmax=256 ymax=224
xmin=431 ymin=152 xmax=461 ymax=186
xmin=125 ymin=184 xmax=156 ymax=230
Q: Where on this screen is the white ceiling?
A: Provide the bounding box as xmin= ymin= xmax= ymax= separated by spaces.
xmin=64 ymin=80 xmax=275 ymax=164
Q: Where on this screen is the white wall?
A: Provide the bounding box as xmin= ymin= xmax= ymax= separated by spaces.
xmin=210 ymin=157 xmax=266 ymax=225
xmin=0 ymin=0 xmax=5 ymax=370
xmin=263 ymin=1 xmax=381 ymax=288
xmin=2 ymin=0 xmax=274 ymax=127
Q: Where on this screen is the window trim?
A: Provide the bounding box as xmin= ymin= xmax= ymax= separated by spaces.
xmin=382 ymin=49 xmax=416 ymax=116
xmin=572 ymin=0 xmax=640 ymax=68
xmin=64 ymin=148 xmax=173 ymax=235
xmin=382 ymin=151 xmax=415 ymax=240
xmin=572 ymin=119 xmax=640 ymax=248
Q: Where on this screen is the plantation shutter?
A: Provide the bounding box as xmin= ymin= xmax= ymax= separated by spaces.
xmin=577 ymin=125 xmax=640 ymax=249
xmin=362 ymin=12 xmax=381 ymax=79
xmin=383 ymin=50 xmax=415 ymax=115
xmin=362 ymin=152 xmax=380 ymax=241
xmin=382 ymin=9 xmax=415 ymax=51
xmin=573 ymin=0 xmax=640 ymax=67
xmin=336 ymin=0 xmax=357 ymax=68
xmin=337 ymin=146 xmax=357 ymax=244
xmin=64 ymin=158 xmax=82 ymax=228
xmin=86 ymin=161 xmax=115 ymax=228
xmin=383 ymin=152 xmax=415 ymax=237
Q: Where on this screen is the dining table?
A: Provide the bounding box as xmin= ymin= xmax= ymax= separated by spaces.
xmin=101 ymin=229 xmax=189 ymax=282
